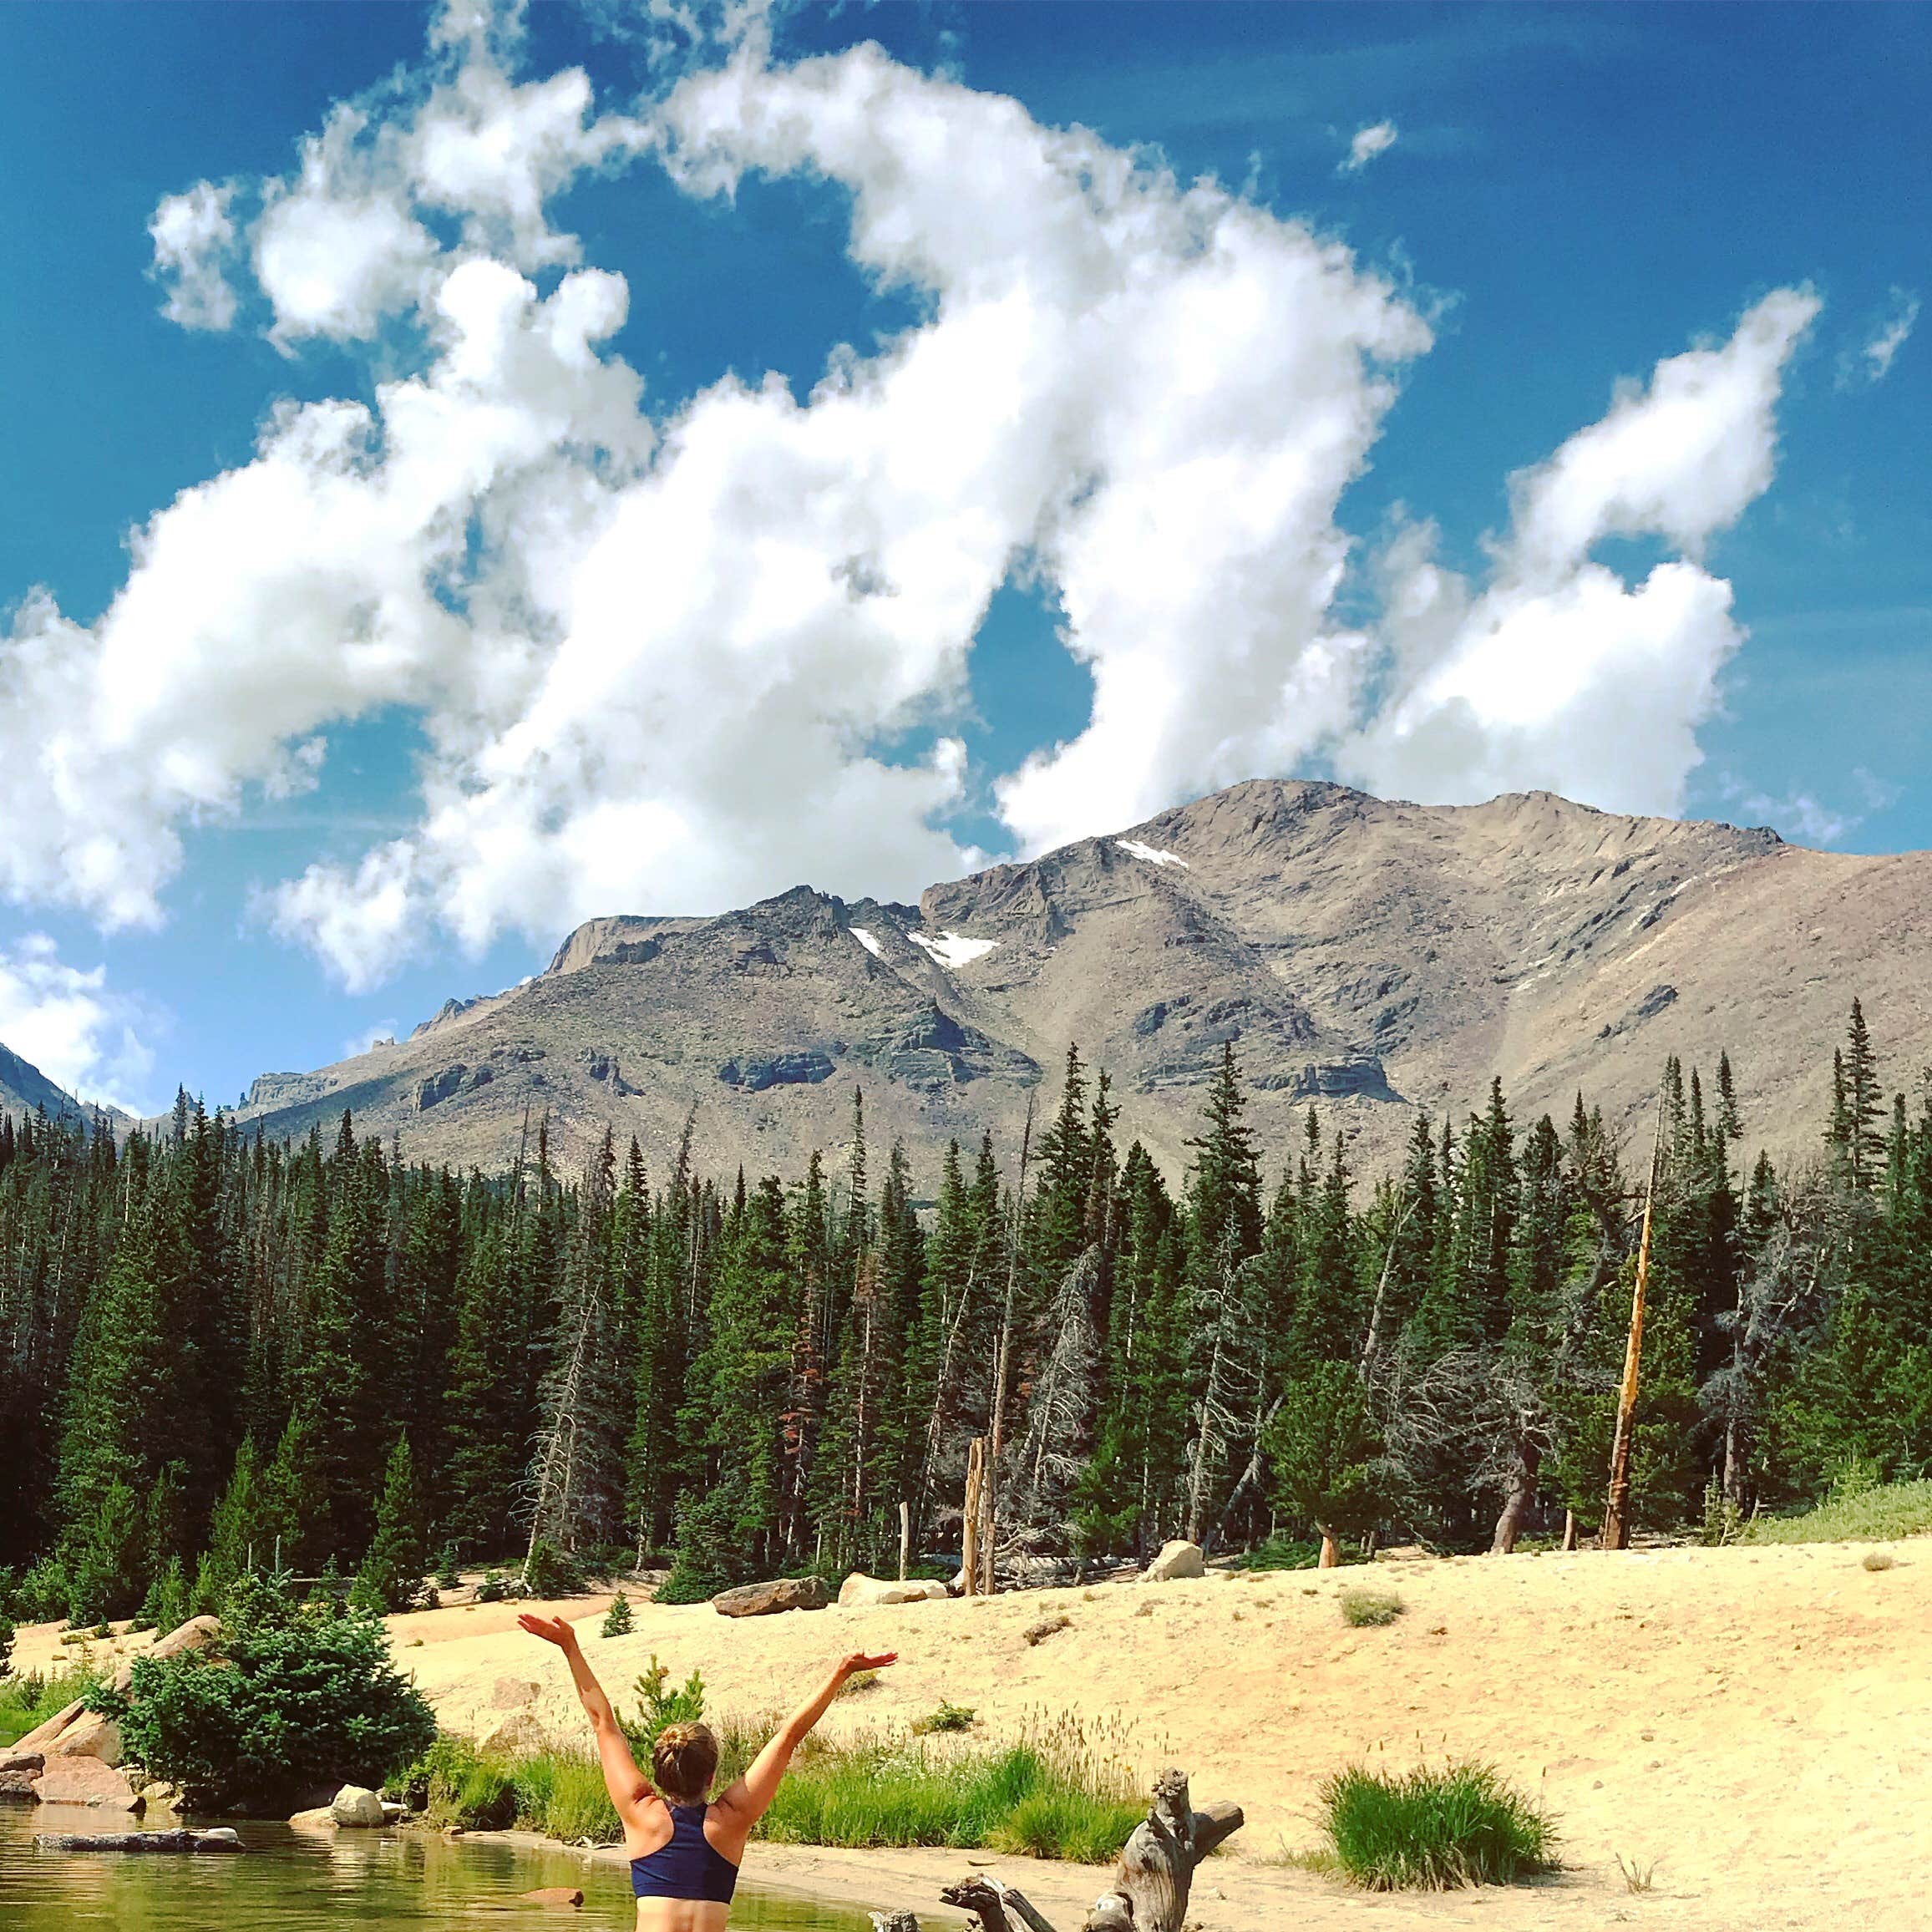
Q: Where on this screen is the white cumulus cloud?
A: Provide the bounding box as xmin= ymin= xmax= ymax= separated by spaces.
xmin=149 ymin=181 xmax=239 ymax=331
xmin=1838 ymin=287 xmax=1918 ymax=389
xmin=1341 ymin=288 xmax=1819 ymax=815
xmin=0 ymin=3 xmax=1826 ymax=994
xmin=1341 ymin=120 xmax=1398 ymax=174
xmin=0 ymin=936 xmax=155 ymax=1114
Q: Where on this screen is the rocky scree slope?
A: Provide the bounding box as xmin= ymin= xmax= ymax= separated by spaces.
xmin=221 ymin=778 xmax=1932 ymax=1184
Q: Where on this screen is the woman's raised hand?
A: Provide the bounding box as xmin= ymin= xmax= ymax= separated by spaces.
xmin=519 ymin=1612 xmax=578 ymax=1647
xmin=837 ymin=1650 xmax=899 ymax=1677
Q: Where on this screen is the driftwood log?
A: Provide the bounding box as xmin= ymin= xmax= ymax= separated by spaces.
xmin=908 ymin=1769 xmax=1241 ymax=1932
xmin=34 ymin=1828 xmax=243 ymax=1854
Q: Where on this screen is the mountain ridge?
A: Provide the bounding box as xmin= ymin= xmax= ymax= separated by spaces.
xmin=204 ymin=777 xmax=1931 ymax=1184
xmin=0 ymin=1041 xmax=123 ymax=1128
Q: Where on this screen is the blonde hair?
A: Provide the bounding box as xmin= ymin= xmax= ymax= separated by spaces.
xmin=652 ymin=1721 xmax=719 ymax=1803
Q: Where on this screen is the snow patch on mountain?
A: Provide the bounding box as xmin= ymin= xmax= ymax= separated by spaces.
xmin=849 ymin=925 xmax=884 ymax=958
xmin=907 ymin=931 xmax=1000 ymax=970
xmin=1117 ymin=839 xmax=1191 ymax=870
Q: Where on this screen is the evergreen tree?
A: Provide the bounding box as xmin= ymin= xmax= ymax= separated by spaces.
xmin=354 ymin=1433 xmax=428 ymax=1614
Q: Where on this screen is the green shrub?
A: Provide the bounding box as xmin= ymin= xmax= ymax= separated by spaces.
xmin=1319 ymin=1761 xmax=1554 ymax=1890
xmin=601 ymin=1591 xmax=634 ymax=1637
xmin=16 ymin=1555 xmax=72 ymax=1623
xmin=435 ymin=1545 xmax=462 ymax=1591
xmin=390 ymin=1733 xmax=518 ymax=1828
xmin=0 ymin=1615 xmax=13 ymax=1681
xmin=651 ymin=1564 xmax=719 ymax=1606
xmin=628 ymin=1654 xmax=705 ymax=1743
xmin=910 ymin=1700 xmax=976 ymax=1735
xmin=1338 ymin=1588 xmax=1404 ymax=1628
xmin=522 ymin=1538 xmax=583 ymax=1600
xmin=91 ymin=1575 xmax=435 ymax=1813
xmin=477 ymin=1570 xmax=509 ymax=1603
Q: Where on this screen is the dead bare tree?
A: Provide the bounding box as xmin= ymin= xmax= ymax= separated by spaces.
xmin=885 ymin=1768 xmax=1243 ymax=1932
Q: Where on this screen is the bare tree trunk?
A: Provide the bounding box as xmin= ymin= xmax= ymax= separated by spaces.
xmin=1562 ymin=1509 xmax=1578 ymax=1551
xmin=1489 ymin=1439 xmax=1539 ymax=1554
xmin=898 ymin=1501 xmax=910 ymax=1582
xmin=917 ymin=1769 xmax=1243 ymax=1932
xmin=1316 ymin=1530 xmax=1339 ymax=1569
xmin=982 ymin=1100 xmax=1033 ymax=1595
xmin=961 ymin=1436 xmax=984 ymax=1597
xmin=1357 ymin=1184 xmax=1415 ymax=1381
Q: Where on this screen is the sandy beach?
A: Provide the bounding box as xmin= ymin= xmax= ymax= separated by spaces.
xmin=23 ymin=1539 xmax=1929 ymax=1930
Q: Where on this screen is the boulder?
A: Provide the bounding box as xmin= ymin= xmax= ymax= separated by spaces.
xmin=838 ymin=1573 xmax=950 ymax=1608
xmin=48 ymin=1711 xmax=123 ymax=1766
xmin=288 ymin=1807 xmax=337 ymax=1832
xmin=11 ymin=1697 xmax=89 ymax=1755
xmin=520 ymin=1888 xmax=585 ymax=1908
xmin=0 ymin=1766 xmax=39 ymax=1800
xmin=712 ymin=1576 xmax=829 ymax=1618
xmin=489 ymin=1676 xmax=541 ymax=1709
xmin=481 ymin=1710 xmax=550 ymax=1757
xmin=1140 ymin=1539 xmax=1205 ymax=1582
xmin=330 ymin=1785 xmax=387 ymax=1828
xmin=32 ymin=1755 xmax=143 ymax=1810
xmin=380 ymin=1801 xmax=408 ymax=1823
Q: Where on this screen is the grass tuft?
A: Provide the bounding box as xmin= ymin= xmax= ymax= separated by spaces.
xmin=1615 ymin=1853 xmax=1656 ymax=1894
xmin=1337 ymin=1588 xmax=1405 ymax=1628
xmin=1318 ymin=1760 xmax=1554 ymax=1890
xmin=1744 ymin=1476 xmax=1932 ymax=1545
xmin=1023 ymin=1615 xmax=1072 ymax=1646
xmin=1861 ymin=1550 xmax=1897 ymax=1572
xmin=910 ymin=1700 xmax=976 ymax=1736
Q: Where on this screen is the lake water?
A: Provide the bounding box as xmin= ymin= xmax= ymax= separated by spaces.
xmin=0 ymin=1803 xmax=870 ymax=1932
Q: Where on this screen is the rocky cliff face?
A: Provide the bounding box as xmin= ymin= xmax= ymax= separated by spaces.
xmin=0 ymin=1042 xmax=122 ymax=1127
xmin=221 ymin=778 xmax=1932 ymax=1185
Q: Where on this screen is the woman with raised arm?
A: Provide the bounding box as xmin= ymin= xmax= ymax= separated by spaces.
xmin=519 ymin=1612 xmax=896 ymax=1929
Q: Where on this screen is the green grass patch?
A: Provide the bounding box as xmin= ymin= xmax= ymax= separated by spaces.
xmin=1319 ymin=1761 xmax=1554 ymax=1890
xmin=408 ymin=1714 xmax=1143 ymax=1862
xmin=0 ymin=1664 xmax=104 ymax=1747
xmin=1338 ymin=1588 xmax=1404 ymax=1628
xmin=757 ymin=1736 xmax=1141 ymax=1858
xmin=1743 ymin=1476 xmax=1932 ymax=1546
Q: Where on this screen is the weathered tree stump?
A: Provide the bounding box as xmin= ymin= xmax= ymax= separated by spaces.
xmin=899 ymin=1769 xmax=1242 ymax=1932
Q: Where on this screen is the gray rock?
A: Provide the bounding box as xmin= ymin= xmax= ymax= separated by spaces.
xmin=717 ymin=1051 xmax=838 ymax=1093
xmin=712 ymin=1576 xmax=829 ymax=1617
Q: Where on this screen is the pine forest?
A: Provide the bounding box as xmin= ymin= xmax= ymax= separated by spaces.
xmin=4 ymin=998 xmax=1929 ymax=1626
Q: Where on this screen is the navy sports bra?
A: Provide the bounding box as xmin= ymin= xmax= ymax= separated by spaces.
xmin=631 ymin=1803 xmax=739 ymax=1904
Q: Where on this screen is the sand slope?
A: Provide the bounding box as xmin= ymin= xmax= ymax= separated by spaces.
xmin=19 ymin=1541 xmax=1925 ymax=1929
xmin=406 ymin=1542 xmax=1927 ymax=1930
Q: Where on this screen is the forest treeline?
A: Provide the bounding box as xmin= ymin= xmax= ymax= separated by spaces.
xmin=3 ymin=997 xmax=1929 ymax=1625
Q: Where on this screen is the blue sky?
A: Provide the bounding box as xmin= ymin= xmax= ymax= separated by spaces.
xmin=0 ymin=2 xmax=1925 ymax=1115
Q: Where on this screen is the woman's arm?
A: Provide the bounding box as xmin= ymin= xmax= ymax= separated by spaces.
xmin=712 ymin=1650 xmax=898 ymax=1832
xmin=519 ymin=1614 xmax=658 ymax=1829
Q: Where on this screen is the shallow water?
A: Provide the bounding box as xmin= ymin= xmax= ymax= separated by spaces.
xmin=0 ymin=1803 xmax=869 ymax=1932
